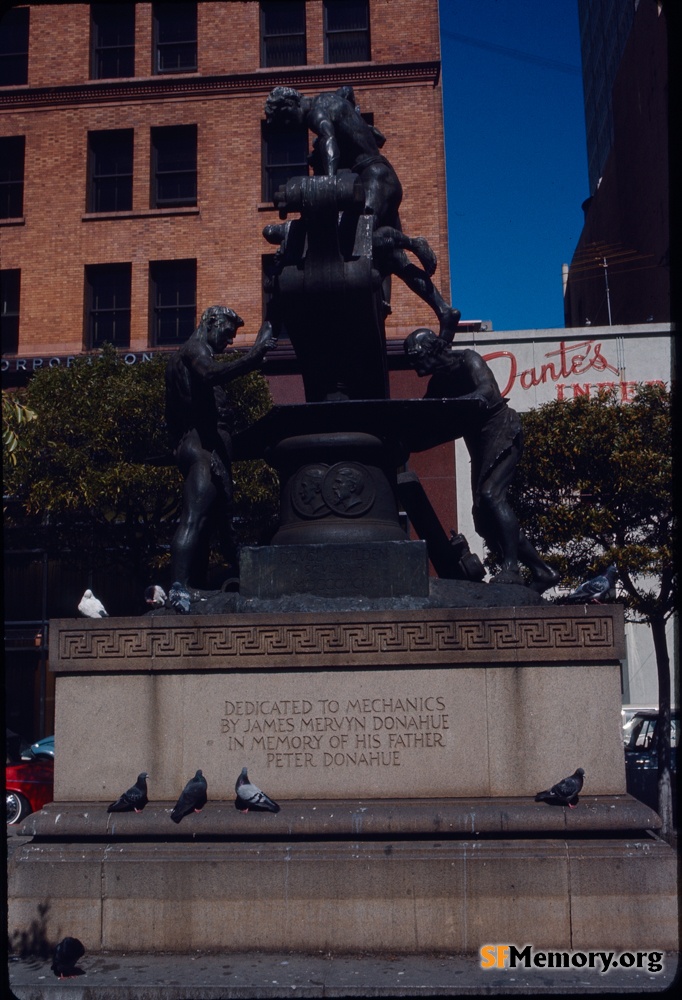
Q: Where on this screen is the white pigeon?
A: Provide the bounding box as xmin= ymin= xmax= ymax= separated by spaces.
xmin=144 ymin=584 xmax=168 ymax=608
xmin=235 ymin=767 xmax=280 ymax=813
xmin=78 ymin=589 xmax=109 ymax=618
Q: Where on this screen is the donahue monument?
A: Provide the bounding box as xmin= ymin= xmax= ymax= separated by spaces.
xmin=9 ymin=85 xmax=676 ymax=956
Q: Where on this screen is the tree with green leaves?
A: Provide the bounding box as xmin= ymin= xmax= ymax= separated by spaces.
xmin=3 ymin=345 xmax=278 ymax=602
xmin=506 ymin=384 xmax=676 ymax=836
xmin=2 ymin=391 xmax=36 ymax=465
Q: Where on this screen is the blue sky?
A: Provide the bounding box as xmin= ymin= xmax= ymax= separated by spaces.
xmin=439 ymin=0 xmax=588 ymax=331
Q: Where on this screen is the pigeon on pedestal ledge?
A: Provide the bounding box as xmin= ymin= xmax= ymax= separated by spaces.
xmin=235 ymin=767 xmax=280 ymax=813
xmin=535 ymin=768 xmax=585 ymax=808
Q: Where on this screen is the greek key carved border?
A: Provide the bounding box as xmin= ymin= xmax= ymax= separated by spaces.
xmin=50 ymin=607 xmax=624 ymax=672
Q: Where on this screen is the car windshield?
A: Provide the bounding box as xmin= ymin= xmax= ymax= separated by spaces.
xmin=627 ymin=717 xmax=656 ymax=750
xmin=626 ymin=715 xmax=679 ymax=751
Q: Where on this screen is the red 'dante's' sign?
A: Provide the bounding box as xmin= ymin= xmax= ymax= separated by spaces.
xmin=477 ymin=337 xmax=667 ymax=407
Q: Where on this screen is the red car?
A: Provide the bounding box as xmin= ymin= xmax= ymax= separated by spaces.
xmin=6 ymin=757 xmax=54 ymax=825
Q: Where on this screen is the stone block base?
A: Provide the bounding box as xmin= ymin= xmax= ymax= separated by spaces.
xmin=9 ymin=823 xmax=677 ymax=953
xmin=48 ymin=607 xmax=627 ymax=803
xmin=22 ymin=605 xmax=671 ymax=957
xmin=239 ymin=541 xmax=429 ymax=598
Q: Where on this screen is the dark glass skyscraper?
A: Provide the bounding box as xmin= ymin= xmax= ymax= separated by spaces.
xmin=578 ymin=0 xmax=635 ymax=193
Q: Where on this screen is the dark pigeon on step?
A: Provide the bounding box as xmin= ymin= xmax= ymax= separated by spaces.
xmin=170 ymin=769 xmax=208 ymax=823
xmin=51 ymin=937 xmax=85 ymax=979
xmin=535 ymin=768 xmax=585 ymax=808
xmin=107 ymin=772 xmax=149 ymax=813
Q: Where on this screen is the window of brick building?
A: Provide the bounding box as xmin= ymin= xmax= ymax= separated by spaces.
xmin=0 ymin=6 xmax=29 ymax=86
xmin=324 ymin=0 xmax=370 ymax=63
xmin=1 ymin=269 xmax=21 ymax=354
xmin=151 ymin=125 xmax=197 ymax=208
xmin=0 ymin=136 xmax=25 ymax=218
xmin=260 ymin=1 xmax=306 ymax=68
xmin=85 ymin=263 xmax=132 ymax=349
xmin=90 ymin=3 xmax=135 ymax=80
xmin=153 ymin=2 xmax=197 ymax=74
xmin=149 ymin=259 xmax=196 ymax=346
xmin=261 ymin=121 xmax=308 ymax=203
xmin=87 ymin=129 xmax=133 ymax=213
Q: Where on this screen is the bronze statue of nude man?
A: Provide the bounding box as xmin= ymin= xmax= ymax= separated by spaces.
xmin=405 ymin=328 xmax=560 ymax=593
xmin=265 ymin=85 xmax=461 ymax=341
xmin=165 ymin=306 xmax=276 ymax=588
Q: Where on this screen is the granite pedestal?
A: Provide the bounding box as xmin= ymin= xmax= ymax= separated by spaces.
xmin=8 ymin=603 xmax=678 ymax=954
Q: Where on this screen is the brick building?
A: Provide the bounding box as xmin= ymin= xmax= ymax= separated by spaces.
xmin=1 ymin=0 xmax=460 ymax=545
xmin=1 ymin=0 xmax=452 ymax=361
xmin=2 ymin=0 xmax=463 ymax=739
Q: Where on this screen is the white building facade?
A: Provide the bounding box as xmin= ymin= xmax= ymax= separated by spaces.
xmin=452 ymin=322 xmax=675 ymax=708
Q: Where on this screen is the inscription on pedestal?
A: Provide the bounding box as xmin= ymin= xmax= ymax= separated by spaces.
xmin=209 ymin=670 xmax=466 ymax=796
xmin=53 ymin=652 xmax=627 ymax=800
xmin=55 ymin=669 xmax=489 ymax=799
xmin=220 ymin=694 xmax=449 ymax=771
xmin=239 ymin=541 xmax=429 ymax=599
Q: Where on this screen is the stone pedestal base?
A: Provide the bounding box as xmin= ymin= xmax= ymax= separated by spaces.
xmin=7 ymin=605 xmax=678 ymax=955
xmin=9 ymin=799 xmax=677 ymax=953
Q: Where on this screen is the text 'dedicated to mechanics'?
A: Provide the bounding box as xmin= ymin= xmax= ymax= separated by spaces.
xmin=220 ymin=695 xmax=450 ymax=769
xmin=209 ymin=668 xmax=486 ymax=797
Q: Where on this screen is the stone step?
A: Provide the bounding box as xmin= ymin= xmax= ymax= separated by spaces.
xmin=19 ymin=795 xmax=660 ymax=839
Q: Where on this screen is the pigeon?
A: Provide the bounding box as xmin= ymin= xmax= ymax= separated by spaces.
xmin=78 ymin=589 xmax=108 ymax=618
xmin=168 ymin=581 xmax=191 ymax=614
xmin=107 ymin=772 xmax=149 ymax=813
xmin=235 ymin=767 xmax=280 ymax=813
xmin=535 ymin=768 xmax=585 ymax=808
xmin=170 ymin=769 xmax=207 ymax=823
xmin=144 ymin=584 xmax=168 ymax=609
xmin=51 ymin=937 xmax=85 ymax=979
xmin=564 ymin=564 xmax=618 ymax=604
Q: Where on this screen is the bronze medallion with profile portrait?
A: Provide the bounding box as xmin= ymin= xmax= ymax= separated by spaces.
xmin=321 ymin=462 xmax=375 ymax=517
xmin=291 ymin=464 xmax=331 ymax=518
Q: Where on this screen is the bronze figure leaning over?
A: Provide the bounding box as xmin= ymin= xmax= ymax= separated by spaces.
xmin=405 ymin=328 xmax=560 ymax=594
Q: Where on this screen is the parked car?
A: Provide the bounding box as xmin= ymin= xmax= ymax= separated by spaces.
xmin=6 ymin=731 xmax=55 ymax=825
xmin=6 ymin=757 xmax=54 ymax=825
xmin=621 ymin=705 xmax=657 ymax=743
xmin=624 ymin=710 xmax=678 ymax=819
xmin=23 ymin=734 xmax=55 ymax=761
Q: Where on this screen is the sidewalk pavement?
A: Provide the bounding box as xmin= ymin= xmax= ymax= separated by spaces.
xmin=7 ymin=949 xmax=678 ymax=998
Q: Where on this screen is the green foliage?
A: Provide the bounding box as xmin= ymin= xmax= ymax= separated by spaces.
xmin=3 ymin=344 xmax=278 ymax=576
xmin=507 ymin=384 xmax=675 ymax=622
xmin=2 ymin=391 xmax=36 ymax=465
